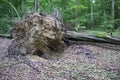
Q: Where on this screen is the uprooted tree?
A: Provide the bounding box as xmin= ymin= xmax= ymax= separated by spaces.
xmin=8 ymin=12 xmax=69 ymax=59
xmin=7 ymin=12 xmax=120 ymax=59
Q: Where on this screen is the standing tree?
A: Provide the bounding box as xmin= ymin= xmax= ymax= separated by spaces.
xmin=90 ymin=0 xmax=94 ymax=28
xmin=111 ymin=0 xmax=115 ymax=29
xmin=61 ymin=0 xmax=65 ymax=21
xmin=34 ymin=0 xmax=40 ymax=12
xmin=21 ymin=0 xmax=24 ymax=19
xmin=76 ymin=0 xmax=79 ymax=29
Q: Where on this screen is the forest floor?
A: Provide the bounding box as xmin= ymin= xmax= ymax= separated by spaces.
xmin=0 ymin=37 xmax=120 ymax=80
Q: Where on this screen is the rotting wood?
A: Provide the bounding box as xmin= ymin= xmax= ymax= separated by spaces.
xmin=66 ymin=31 xmax=120 ymax=45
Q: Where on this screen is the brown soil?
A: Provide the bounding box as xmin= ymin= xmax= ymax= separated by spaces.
xmin=0 ymin=37 xmax=120 ymax=80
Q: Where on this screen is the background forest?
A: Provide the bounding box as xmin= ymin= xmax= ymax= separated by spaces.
xmin=0 ymin=0 xmax=120 ymax=79
xmin=0 ymin=0 xmax=120 ymax=34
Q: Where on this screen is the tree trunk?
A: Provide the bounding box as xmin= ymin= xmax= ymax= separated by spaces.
xmin=66 ymin=31 xmax=120 ymax=45
xmin=90 ymin=0 xmax=94 ymax=28
xmin=111 ymin=0 xmax=115 ymax=29
xmin=61 ymin=0 xmax=65 ymax=21
xmin=2 ymin=30 xmax=120 ymax=45
xmin=76 ymin=0 xmax=79 ymax=28
xmin=34 ymin=0 xmax=39 ymax=12
xmin=21 ymin=0 xmax=24 ymax=19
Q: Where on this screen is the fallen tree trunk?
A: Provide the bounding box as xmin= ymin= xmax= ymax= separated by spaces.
xmin=66 ymin=31 xmax=120 ymax=45
xmin=2 ymin=30 xmax=120 ymax=45
xmin=0 ymin=34 xmax=11 ymax=38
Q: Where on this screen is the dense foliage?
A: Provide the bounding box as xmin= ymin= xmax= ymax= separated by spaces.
xmin=0 ymin=0 xmax=120 ymax=34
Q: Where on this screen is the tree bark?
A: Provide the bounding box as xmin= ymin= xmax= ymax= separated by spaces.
xmin=76 ymin=0 xmax=79 ymax=27
xmin=34 ymin=0 xmax=39 ymax=12
xmin=21 ymin=0 xmax=24 ymax=19
xmin=90 ymin=0 xmax=94 ymax=27
xmin=111 ymin=0 xmax=115 ymax=29
xmin=0 ymin=34 xmax=11 ymax=38
xmin=66 ymin=31 xmax=120 ymax=45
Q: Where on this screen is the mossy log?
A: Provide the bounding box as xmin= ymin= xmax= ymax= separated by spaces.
xmin=0 ymin=34 xmax=11 ymax=38
xmin=66 ymin=31 xmax=120 ymax=45
xmin=2 ymin=31 xmax=120 ymax=45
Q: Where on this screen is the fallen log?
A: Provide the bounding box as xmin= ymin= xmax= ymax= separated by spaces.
xmin=66 ymin=31 xmax=120 ymax=45
xmin=0 ymin=34 xmax=11 ymax=38
xmin=1 ymin=31 xmax=120 ymax=45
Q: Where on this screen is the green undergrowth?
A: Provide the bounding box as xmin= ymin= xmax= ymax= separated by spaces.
xmin=85 ymin=30 xmax=120 ymax=37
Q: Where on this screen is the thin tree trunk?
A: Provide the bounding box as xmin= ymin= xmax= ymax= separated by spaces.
xmin=75 ymin=0 xmax=79 ymax=30
xmin=111 ymin=0 xmax=115 ymax=29
xmin=37 ymin=0 xmax=40 ymax=12
xmin=61 ymin=0 xmax=65 ymax=22
xmin=101 ymin=0 xmax=104 ymax=14
xmin=34 ymin=0 xmax=36 ymax=12
xmin=34 ymin=0 xmax=39 ymax=12
xmin=102 ymin=0 xmax=107 ymax=30
xmin=90 ymin=0 xmax=94 ymax=28
xmin=21 ymin=0 xmax=24 ymax=19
